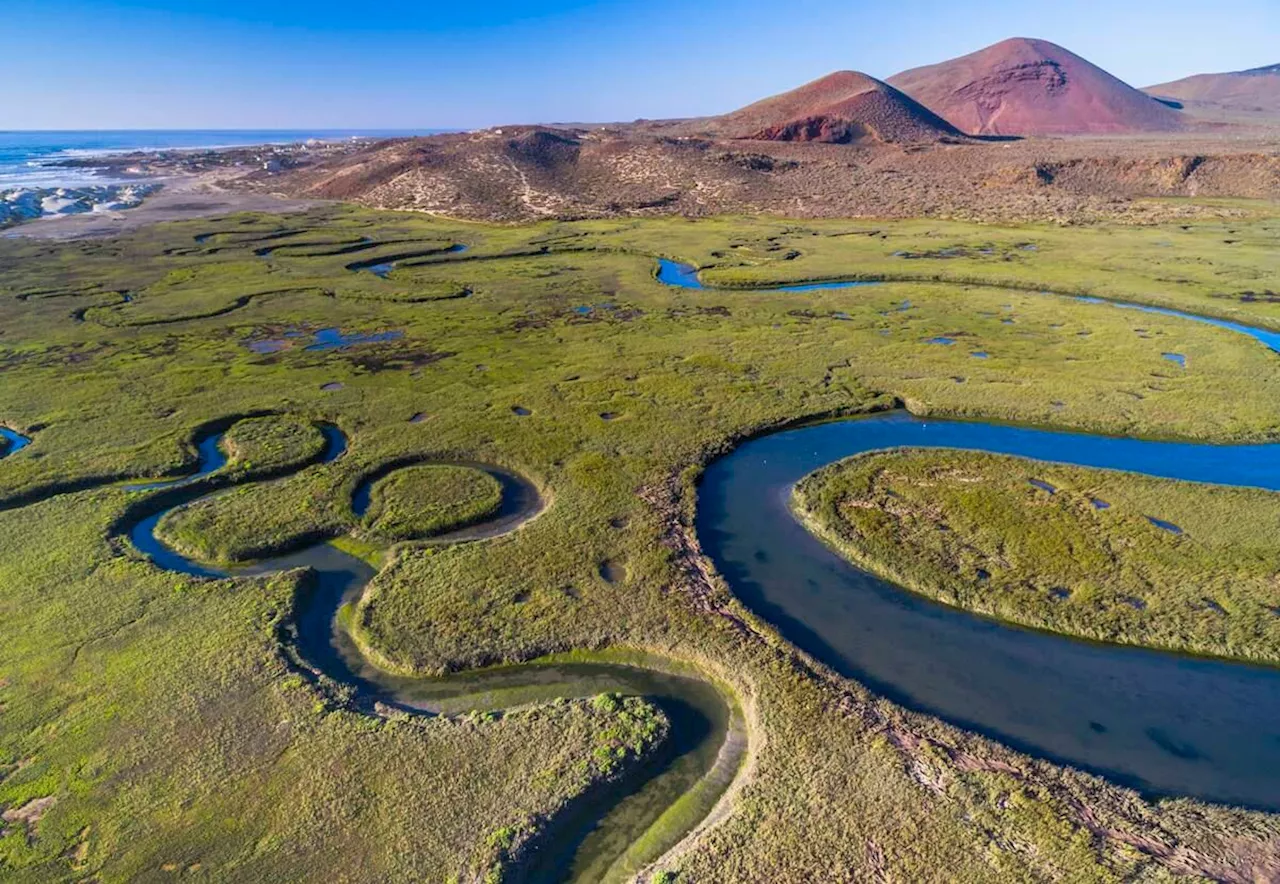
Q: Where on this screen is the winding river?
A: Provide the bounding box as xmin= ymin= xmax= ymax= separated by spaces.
xmin=656 ymin=258 xmax=1280 ymax=354
xmin=657 ymin=258 xmax=1280 ymax=807
xmin=7 ymin=251 xmax=1280 ymax=876
xmin=112 ymin=423 xmax=740 ymax=884
xmin=698 ymin=413 xmax=1280 ymax=809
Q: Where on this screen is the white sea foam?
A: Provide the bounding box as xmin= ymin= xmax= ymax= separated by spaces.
xmin=0 ymin=183 xmax=161 ymax=227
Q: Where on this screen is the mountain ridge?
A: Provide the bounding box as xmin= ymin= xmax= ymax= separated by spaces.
xmin=1145 ymin=63 xmax=1280 ymax=115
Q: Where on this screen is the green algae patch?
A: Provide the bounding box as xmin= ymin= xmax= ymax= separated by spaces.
xmin=362 ymin=464 xmax=502 ymax=541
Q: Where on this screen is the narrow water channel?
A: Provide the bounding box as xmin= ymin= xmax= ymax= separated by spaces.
xmin=115 ymin=425 xmax=739 ymax=883
xmin=656 ymin=258 xmax=1280 ymax=354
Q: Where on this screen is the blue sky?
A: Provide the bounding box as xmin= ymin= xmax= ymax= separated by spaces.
xmin=7 ymin=0 xmax=1279 ymax=129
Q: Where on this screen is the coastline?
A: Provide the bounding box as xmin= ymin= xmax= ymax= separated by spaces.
xmin=0 ymin=132 xmax=410 ymax=238
xmin=2 ymin=169 xmax=325 ymax=240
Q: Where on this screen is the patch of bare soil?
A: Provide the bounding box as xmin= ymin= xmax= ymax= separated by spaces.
xmin=2 ymin=795 xmax=56 ymax=841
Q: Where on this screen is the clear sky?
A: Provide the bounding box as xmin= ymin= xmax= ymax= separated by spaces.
xmin=7 ymin=0 xmax=1279 ymax=130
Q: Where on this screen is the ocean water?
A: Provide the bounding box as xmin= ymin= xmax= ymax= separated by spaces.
xmin=0 ymin=130 xmax=443 ymax=189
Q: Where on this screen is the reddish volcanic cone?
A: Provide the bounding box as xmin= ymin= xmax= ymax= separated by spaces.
xmin=1145 ymin=64 xmax=1280 ymax=115
xmin=887 ymin=38 xmax=1185 ymax=136
xmin=709 ymin=70 xmax=966 ymax=144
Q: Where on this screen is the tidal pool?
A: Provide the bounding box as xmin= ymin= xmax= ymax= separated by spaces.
xmin=304 ymin=327 xmax=403 ymax=351
xmin=1146 ymin=516 xmax=1184 ymax=535
xmin=245 ymin=327 xmax=403 ymax=353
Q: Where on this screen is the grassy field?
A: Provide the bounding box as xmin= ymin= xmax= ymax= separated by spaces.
xmin=155 ymin=460 xmax=354 ymax=563
xmin=361 ymin=465 xmax=503 ymax=541
xmin=220 ymin=414 xmax=328 ymax=476
xmin=0 ymin=203 xmax=1279 ymax=881
xmin=795 ymin=448 xmax=1280 ymax=663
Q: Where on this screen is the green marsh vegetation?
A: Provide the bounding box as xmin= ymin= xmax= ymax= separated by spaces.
xmin=154 ymin=459 xmax=353 ymax=563
xmin=219 ymin=413 xmax=328 ymax=475
xmin=2 ymin=203 xmax=1280 ymax=880
xmin=361 ymin=465 xmax=503 ymax=541
xmin=0 ymin=478 xmax=671 ymax=882
xmin=795 ymin=449 xmax=1280 ymax=663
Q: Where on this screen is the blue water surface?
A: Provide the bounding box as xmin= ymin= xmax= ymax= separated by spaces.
xmin=0 ymin=130 xmax=447 ymax=188
xmin=699 ymin=412 xmax=1280 ymax=809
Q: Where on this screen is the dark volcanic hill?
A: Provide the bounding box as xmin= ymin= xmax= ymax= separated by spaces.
xmin=887 ymin=38 xmax=1185 ymax=136
xmin=1145 ymin=64 xmax=1280 ymax=115
xmin=703 ymin=70 xmax=966 ymax=144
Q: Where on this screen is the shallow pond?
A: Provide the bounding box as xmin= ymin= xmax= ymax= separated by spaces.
xmin=244 ymin=327 xmax=403 ymax=353
xmin=0 ymin=427 xmax=32 ymax=458
xmin=304 ymin=327 xmax=403 ymax=351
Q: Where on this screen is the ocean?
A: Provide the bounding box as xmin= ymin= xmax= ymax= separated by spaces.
xmin=0 ymin=130 xmax=443 ymax=190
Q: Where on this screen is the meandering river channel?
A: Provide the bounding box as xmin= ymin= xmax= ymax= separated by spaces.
xmin=6 ymin=253 xmax=1280 ymax=877
xmin=656 ymin=258 xmax=1280 ymax=354
xmin=113 ymin=423 xmax=741 ymax=884
xmin=656 ymin=255 xmax=1280 ymax=807
xmin=699 ymin=412 xmax=1280 ymax=810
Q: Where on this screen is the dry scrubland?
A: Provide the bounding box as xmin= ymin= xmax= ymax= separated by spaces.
xmin=1 ymin=205 xmax=1280 ymax=880
xmin=272 ymin=125 xmax=1280 ymax=226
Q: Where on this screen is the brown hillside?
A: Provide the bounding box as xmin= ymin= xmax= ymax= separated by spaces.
xmin=704 ymin=70 xmax=966 ymax=144
xmin=888 ymin=38 xmax=1185 ymax=136
xmin=1145 ymin=64 xmax=1280 ymax=115
xmin=269 ymin=124 xmax=1280 ymax=226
